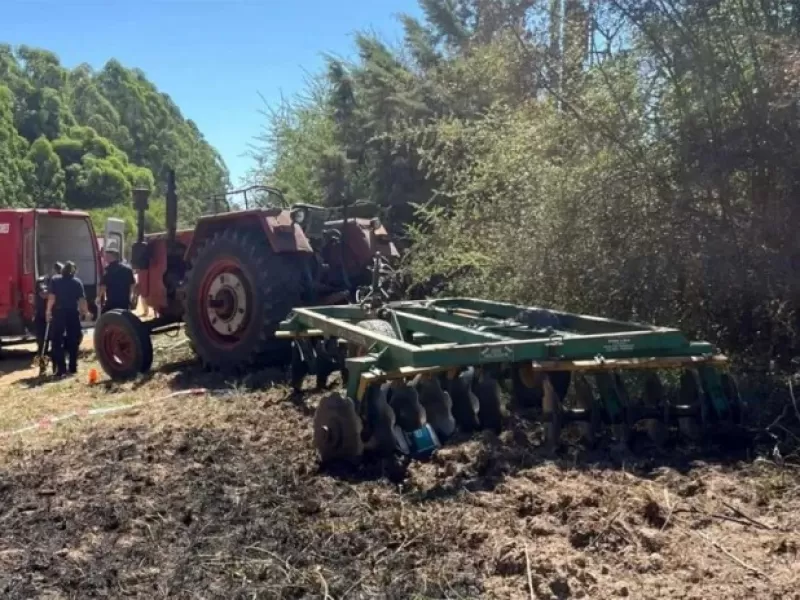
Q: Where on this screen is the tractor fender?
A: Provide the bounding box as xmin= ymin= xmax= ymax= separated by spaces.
xmin=184 ymin=209 xmax=313 ymax=260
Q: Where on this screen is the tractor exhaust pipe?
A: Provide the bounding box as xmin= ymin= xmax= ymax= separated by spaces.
xmin=132 ymin=187 xmax=150 ymax=245
xmin=166 ymin=168 xmax=177 ymax=246
xmin=131 ymin=186 xmax=151 ymax=270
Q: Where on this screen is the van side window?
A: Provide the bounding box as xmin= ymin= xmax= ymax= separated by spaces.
xmin=23 ymin=229 xmax=34 ymax=274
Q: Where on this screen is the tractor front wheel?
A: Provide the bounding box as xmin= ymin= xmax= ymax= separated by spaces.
xmin=183 ymin=229 xmax=304 ymax=372
xmin=94 ymin=310 xmax=153 ymax=380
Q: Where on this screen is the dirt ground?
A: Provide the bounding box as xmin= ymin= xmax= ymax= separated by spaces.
xmin=0 ymin=336 xmax=798 ymax=599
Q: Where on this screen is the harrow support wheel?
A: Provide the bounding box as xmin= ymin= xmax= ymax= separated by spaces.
xmin=184 ymin=229 xmax=304 ymax=373
xmin=353 ymin=320 xmax=426 ymax=436
xmin=340 ymin=318 xmax=398 ymax=389
xmin=313 ymin=392 xmax=364 ymax=465
xmin=94 ymin=310 xmax=153 ymax=380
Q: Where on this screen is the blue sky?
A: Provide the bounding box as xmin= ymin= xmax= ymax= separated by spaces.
xmin=1 ymin=0 xmax=421 ymax=185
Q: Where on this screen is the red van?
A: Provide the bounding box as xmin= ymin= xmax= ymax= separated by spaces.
xmin=0 ymin=209 xmax=119 ymax=348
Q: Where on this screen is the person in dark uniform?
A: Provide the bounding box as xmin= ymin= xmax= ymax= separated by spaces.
xmin=46 ymin=261 xmax=89 ymax=377
xmin=96 ymin=239 xmax=135 ymax=313
xmin=34 ymin=262 xmax=63 ymax=373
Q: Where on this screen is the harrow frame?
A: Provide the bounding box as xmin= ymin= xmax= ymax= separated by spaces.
xmin=278 ymin=298 xmax=728 ymax=406
xmin=278 ymin=298 xmax=740 ymax=434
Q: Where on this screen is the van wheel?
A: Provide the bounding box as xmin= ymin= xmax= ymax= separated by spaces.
xmin=94 ymin=310 xmax=153 ymax=380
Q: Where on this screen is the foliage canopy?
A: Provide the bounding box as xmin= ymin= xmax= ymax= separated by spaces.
xmin=251 ymin=0 xmax=800 ymax=366
xmin=0 ymin=45 xmax=229 ymax=239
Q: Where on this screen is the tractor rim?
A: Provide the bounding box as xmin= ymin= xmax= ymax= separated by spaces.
xmin=102 ymin=324 xmax=136 ymax=372
xmin=198 ymin=258 xmax=253 ymax=347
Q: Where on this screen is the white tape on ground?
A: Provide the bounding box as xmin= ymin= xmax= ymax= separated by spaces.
xmin=0 ymin=388 xmax=212 ymax=439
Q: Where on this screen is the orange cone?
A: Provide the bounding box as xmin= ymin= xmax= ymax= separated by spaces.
xmin=88 ymin=368 xmax=99 ymax=385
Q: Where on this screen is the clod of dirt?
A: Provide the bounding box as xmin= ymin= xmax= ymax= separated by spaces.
xmin=549 ymin=576 xmax=572 ymax=598
xmin=494 ymin=547 xmax=525 ymax=576
xmin=103 ymin=511 xmax=121 ymax=531
xmin=646 ymin=553 xmax=664 ymax=572
xmin=642 ymin=498 xmax=666 ymax=528
xmin=678 ymin=479 xmax=704 ymax=498
xmin=638 ymin=527 xmax=665 ymax=552
xmin=116 ymin=441 xmax=138 ymax=460
xmin=298 ymin=499 xmax=321 ymax=515
xmin=528 ymin=515 xmax=558 ymax=537
xmin=568 ymin=520 xmax=596 ymax=549
xmin=579 ymin=495 xmax=600 ymax=508
xmin=517 ymin=491 xmax=544 ymax=517
xmin=615 ymin=582 xmax=630 ymax=597
xmin=464 ymin=530 xmax=487 ymax=549
xmin=769 ymin=538 xmax=798 ymax=555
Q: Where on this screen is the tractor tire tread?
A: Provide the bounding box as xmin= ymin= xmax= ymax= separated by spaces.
xmin=183 ymin=228 xmax=305 ymax=372
xmin=94 ymin=309 xmax=151 ymax=380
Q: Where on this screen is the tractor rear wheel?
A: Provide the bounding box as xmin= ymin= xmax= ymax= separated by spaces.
xmin=94 ymin=310 xmax=153 ymax=380
xmin=184 ymin=229 xmax=305 ymax=372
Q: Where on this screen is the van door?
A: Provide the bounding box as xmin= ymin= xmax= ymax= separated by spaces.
xmin=19 ymin=211 xmax=36 ymax=326
xmin=0 ymin=214 xmax=23 ymax=328
xmin=104 ymin=218 xmax=126 ymax=261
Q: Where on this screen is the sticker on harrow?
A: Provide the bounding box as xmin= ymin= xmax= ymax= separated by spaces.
xmin=603 ymin=337 xmax=635 ymax=353
xmin=479 ymin=345 xmax=514 ymax=362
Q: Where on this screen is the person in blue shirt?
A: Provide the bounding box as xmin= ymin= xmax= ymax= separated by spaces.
xmin=96 ymin=239 xmax=136 ymax=313
xmin=46 ymin=261 xmax=89 ymax=377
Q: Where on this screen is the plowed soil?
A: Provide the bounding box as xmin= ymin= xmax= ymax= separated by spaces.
xmin=0 ymin=338 xmax=798 ymax=599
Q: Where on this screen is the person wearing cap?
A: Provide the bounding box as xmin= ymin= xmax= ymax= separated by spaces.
xmin=46 ymin=261 xmax=89 ymax=376
xmin=96 ymin=239 xmax=136 ymax=314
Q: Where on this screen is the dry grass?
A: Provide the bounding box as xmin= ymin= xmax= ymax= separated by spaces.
xmin=0 ymin=333 xmax=799 ymax=599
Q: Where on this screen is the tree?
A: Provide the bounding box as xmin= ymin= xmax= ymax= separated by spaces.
xmin=251 ymin=0 xmax=800 ymax=366
xmin=0 ymin=45 xmax=228 ymax=225
xmin=26 ymin=136 xmax=65 ymax=207
xmin=0 ymin=85 xmax=32 ymax=208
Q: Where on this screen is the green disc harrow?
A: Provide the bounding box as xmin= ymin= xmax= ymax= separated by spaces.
xmin=278 ymin=298 xmax=745 ymax=464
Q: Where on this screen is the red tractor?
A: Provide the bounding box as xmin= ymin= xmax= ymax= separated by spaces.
xmin=93 ymin=170 xmax=399 ymax=381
